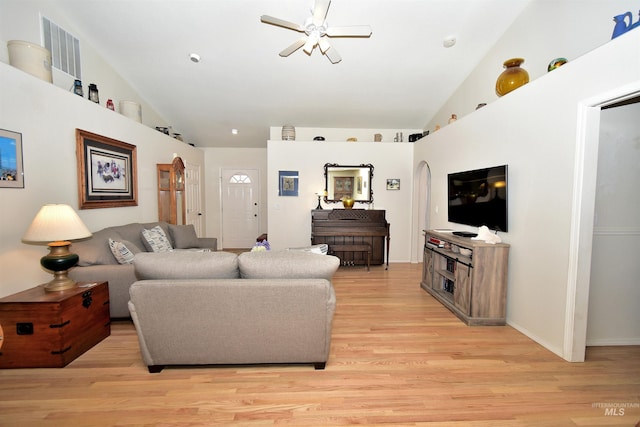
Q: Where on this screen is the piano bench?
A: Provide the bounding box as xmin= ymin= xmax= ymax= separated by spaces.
xmin=329 ymin=244 xmax=372 ymax=271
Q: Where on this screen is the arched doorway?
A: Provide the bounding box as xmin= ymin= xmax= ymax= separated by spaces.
xmin=412 ymin=161 xmax=431 ymax=263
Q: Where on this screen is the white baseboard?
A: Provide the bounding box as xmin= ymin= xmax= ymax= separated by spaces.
xmin=506 ymin=319 xmax=566 ymax=360
xmin=586 ymin=338 xmax=640 ymax=346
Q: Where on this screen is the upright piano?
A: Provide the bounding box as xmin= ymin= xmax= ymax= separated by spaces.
xmin=311 ymin=209 xmax=390 ymax=268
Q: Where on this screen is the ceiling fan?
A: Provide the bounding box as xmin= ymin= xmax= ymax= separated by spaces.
xmin=260 ymin=0 xmax=372 ymax=64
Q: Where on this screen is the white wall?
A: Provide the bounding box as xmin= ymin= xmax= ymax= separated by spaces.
xmin=0 ymin=0 xmax=170 ymax=133
xmin=414 ymin=30 xmax=640 ymax=359
xmin=587 ymin=102 xmax=640 ymax=345
xmin=426 ymin=0 xmax=640 ymax=132
xmin=267 ymin=131 xmax=417 ymax=261
xmin=0 ymin=62 xmax=204 ymax=298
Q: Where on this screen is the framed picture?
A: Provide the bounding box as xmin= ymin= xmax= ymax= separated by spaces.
xmin=278 ymin=170 xmax=298 ymax=196
xmin=386 ymin=178 xmax=400 ymax=190
xmin=0 ymin=129 xmax=24 ymax=188
xmin=356 ymin=176 xmax=363 ymax=195
xmin=76 ymin=129 xmax=138 ymax=209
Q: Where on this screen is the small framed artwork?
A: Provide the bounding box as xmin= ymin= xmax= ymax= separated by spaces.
xmin=278 ymin=170 xmax=299 ymax=196
xmin=0 ymin=129 xmax=24 ymax=188
xmin=386 ymin=178 xmax=400 ymax=190
xmin=76 ymin=128 xmax=138 ymax=209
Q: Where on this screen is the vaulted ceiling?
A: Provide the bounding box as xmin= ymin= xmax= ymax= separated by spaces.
xmin=53 ymin=0 xmax=530 ymax=148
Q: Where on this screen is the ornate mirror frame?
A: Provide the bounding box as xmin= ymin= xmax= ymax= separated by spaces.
xmin=324 ymin=163 xmax=374 ymax=204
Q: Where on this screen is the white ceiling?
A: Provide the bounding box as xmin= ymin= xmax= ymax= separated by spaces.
xmin=53 ymin=0 xmax=530 ymax=148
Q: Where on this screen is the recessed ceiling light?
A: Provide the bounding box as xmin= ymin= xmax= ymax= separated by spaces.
xmin=442 ymin=36 xmax=456 ymax=48
xmin=189 ymin=53 xmax=201 ymax=63
xmin=231 ymin=128 xmax=238 ymax=135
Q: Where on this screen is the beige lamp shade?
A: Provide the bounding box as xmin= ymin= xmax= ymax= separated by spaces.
xmin=23 ymin=204 xmax=92 ymax=243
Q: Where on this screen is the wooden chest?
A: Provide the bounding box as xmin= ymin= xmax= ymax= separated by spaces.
xmin=0 ymin=281 xmax=110 ymax=368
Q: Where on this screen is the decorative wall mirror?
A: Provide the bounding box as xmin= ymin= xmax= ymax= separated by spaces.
xmin=324 ymin=163 xmax=374 ymax=204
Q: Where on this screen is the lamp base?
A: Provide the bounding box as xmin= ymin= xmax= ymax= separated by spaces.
xmin=44 ymin=272 xmax=77 ymax=292
xmin=40 ymin=241 xmax=79 ymax=292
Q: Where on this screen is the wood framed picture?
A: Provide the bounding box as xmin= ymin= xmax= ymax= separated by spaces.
xmin=76 ymin=129 xmax=138 ymax=209
xmin=0 ymin=128 xmax=24 ymax=188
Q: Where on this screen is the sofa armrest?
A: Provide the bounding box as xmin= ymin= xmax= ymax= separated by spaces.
xmin=69 ymin=264 xmax=136 ymax=318
xmin=194 ymin=237 xmax=217 ymax=251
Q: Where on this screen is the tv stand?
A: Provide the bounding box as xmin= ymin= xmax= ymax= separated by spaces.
xmin=452 ymin=231 xmax=478 ymax=237
xmin=421 ymin=230 xmax=509 ymax=325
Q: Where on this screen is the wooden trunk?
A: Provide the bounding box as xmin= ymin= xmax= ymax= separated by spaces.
xmin=0 ymin=281 xmax=110 ymax=368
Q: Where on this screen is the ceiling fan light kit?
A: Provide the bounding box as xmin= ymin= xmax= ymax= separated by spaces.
xmin=261 ymin=0 xmax=372 ymax=64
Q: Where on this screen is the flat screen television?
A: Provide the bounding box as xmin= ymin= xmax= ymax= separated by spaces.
xmin=447 ymin=165 xmax=508 ymax=232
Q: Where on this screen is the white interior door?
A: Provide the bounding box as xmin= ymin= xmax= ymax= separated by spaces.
xmin=221 ymin=169 xmax=260 ymax=248
xmin=185 ymin=162 xmax=203 ymax=236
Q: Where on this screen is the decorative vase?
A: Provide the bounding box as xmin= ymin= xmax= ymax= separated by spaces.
xmin=495 ymin=58 xmax=529 ymax=97
xmin=281 ymin=125 xmax=295 ymax=141
xmin=547 ymin=57 xmax=567 ymax=72
xmin=342 ymin=197 xmax=354 ymax=209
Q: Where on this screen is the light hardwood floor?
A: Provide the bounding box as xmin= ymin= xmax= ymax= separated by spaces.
xmin=1 ymin=263 xmax=638 ymax=426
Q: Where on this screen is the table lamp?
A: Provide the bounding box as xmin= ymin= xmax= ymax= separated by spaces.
xmin=22 ymin=204 xmax=92 ymax=292
xmin=315 ymin=190 xmax=327 ymax=210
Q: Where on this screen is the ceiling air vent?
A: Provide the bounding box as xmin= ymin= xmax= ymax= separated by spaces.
xmin=41 ymin=16 xmax=82 ymax=79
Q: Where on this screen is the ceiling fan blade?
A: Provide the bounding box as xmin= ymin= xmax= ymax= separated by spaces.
xmin=279 ymin=37 xmax=307 ymax=57
xmin=318 ymin=38 xmax=342 ymax=64
xmin=312 ymin=0 xmax=331 ymax=26
xmin=326 ymin=25 xmax=372 ymax=37
xmin=260 ymin=15 xmax=305 ymax=32
xmin=303 ymin=34 xmax=318 ymax=54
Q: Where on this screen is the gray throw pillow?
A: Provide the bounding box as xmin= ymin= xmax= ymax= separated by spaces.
xmin=168 ymin=224 xmax=199 ymax=249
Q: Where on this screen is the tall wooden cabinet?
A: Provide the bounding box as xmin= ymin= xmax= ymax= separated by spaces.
xmin=157 ymin=157 xmax=186 ymax=225
xmin=421 ymin=230 xmax=510 ymax=326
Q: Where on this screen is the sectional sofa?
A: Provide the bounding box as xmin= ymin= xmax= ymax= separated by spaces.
xmin=68 ymin=222 xmax=217 ymax=317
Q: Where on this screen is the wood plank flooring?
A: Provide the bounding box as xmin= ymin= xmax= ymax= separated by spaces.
xmin=0 ymin=263 xmax=638 ymax=426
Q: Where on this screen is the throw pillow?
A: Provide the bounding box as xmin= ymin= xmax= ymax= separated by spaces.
xmin=168 ymin=224 xmax=199 ymax=249
xmin=141 ymin=225 xmax=173 ymax=253
xmin=108 ymin=239 xmax=141 ymax=264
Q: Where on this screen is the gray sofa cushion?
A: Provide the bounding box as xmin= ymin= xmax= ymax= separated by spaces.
xmin=134 ymin=251 xmax=240 ymax=280
xmin=168 ymin=224 xmax=200 ymax=249
xmin=238 ymin=251 xmax=340 ymax=280
xmin=74 ymin=227 xmax=123 ymax=266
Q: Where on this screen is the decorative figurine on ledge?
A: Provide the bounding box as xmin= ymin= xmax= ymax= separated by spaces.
xmin=611 ymin=10 xmax=640 ymax=39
